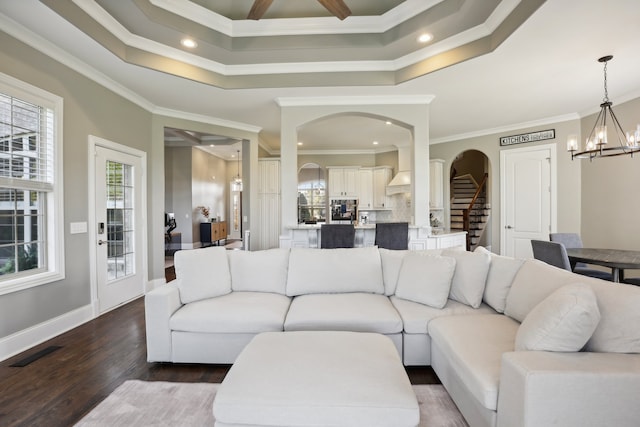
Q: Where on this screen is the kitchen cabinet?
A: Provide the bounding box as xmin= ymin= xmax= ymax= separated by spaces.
xmin=357 ymin=166 xmax=392 ymax=210
xmin=429 ymin=159 xmax=444 ymax=209
xmin=358 ymin=168 xmax=373 ymax=209
xmin=255 ymin=158 xmax=281 ymax=250
xmin=372 ymin=166 xmax=393 ymax=209
xmin=328 ymin=167 xmax=358 ymax=198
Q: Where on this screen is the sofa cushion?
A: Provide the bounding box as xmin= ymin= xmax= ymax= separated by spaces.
xmin=429 ymin=314 xmax=519 ymax=411
xmin=286 ymin=247 xmax=384 ymax=296
xmin=504 ymin=259 xmax=571 ymax=322
xmin=228 ymin=248 xmax=289 ymax=294
xmin=170 ymin=292 xmax=291 ymax=334
xmin=581 ymin=278 xmax=640 ymax=353
xmin=394 ymin=255 xmax=456 ymax=308
xmin=391 ymin=297 xmax=496 ymax=334
xmin=284 ymin=293 xmax=403 ymax=334
xmin=379 ymin=248 xmax=443 ymax=295
xmin=475 ymin=246 xmax=524 ymax=313
xmin=515 ymin=284 xmax=601 ymax=352
xmin=505 ymin=259 xmax=640 ymax=353
xmin=442 ymin=249 xmax=491 ymax=308
xmin=174 ymin=246 xmax=231 ymax=303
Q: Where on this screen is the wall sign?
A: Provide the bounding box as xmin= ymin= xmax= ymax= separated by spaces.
xmin=499 ymin=129 xmax=555 ymax=146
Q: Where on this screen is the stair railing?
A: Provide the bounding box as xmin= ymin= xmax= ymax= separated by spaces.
xmin=462 ymin=173 xmax=488 ymax=251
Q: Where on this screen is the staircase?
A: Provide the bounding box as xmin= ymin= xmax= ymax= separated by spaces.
xmin=450 ymin=174 xmax=490 ymax=251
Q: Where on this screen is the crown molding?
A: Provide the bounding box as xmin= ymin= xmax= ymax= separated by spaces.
xmin=276 ymin=95 xmax=435 ymax=107
xmin=149 ymin=0 xmax=440 ymax=37
xmin=0 ymin=12 xmax=155 ymax=112
xmin=152 ymin=107 xmax=261 ymax=134
xmin=430 ymin=113 xmax=580 ymax=145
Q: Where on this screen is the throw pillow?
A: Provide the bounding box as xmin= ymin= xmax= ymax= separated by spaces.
xmin=379 ymin=248 xmax=443 ymax=296
xmin=175 ymin=246 xmax=231 ymax=303
xmin=442 ymin=249 xmax=491 ymax=308
xmin=515 ymin=284 xmax=601 ymax=352
xmin=475 ymin=246 xmax=525 ymax=313
xmin=394 ymin=254 xmax=456 ymax=309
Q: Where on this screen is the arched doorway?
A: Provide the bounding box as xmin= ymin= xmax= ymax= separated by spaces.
xmin=449 ymin=150 xmax=491 ymax=251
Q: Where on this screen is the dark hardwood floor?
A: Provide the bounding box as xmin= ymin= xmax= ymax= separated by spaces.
xmin=0 ymin=292 xmax=440 ymax=427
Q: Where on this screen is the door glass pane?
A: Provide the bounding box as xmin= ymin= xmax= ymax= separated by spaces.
xmin=106 ymin=160 xmax=135 ymax=281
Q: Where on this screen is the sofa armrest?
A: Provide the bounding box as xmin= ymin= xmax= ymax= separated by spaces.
xmin=145 ymin=281 xmax=182 ymax=362
xmin=497 ymin=351 xmax=640 ymax=427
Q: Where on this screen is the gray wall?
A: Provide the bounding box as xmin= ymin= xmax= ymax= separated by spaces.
xmin=430 ymin=119 xmax=582 ymax=254
xmin=0 ymin=31 xmax=154 ymax=337
xmin=580 ymin=96 xmax=640 ymax=251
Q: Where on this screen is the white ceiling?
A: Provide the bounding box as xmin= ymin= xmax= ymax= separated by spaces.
xmin=1 ymin=0 xmax=640 ymax=160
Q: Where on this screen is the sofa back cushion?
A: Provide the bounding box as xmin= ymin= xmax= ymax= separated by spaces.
xmin=379 ymin=248 xmax=443 ymax=295
xmin=286 ymin=247 xmax=384 ymax=296
xmin=504 ymin=259 xmax=572 ymax=322
xmin=394 ymin=254 xmax=456 ymax=308
xmin=228 ymin=248 xmax=289 ymax=294
xmin=174 ymin=246 xmax=231 ymax=303
xmin=582 ymin=277 xmax=640 ymax=353
xmin=475 ymin=246 xmax=524 ymax=313
xmin=505 ymin=259 xmax=640 ymax=353
xmin=442 ymin=249 xmax=491 ymax=308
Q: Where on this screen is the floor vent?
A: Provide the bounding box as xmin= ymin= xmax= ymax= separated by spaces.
xmin=10 ymin=345 xmax=62 ymax=367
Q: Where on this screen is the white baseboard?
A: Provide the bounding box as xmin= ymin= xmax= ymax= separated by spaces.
xmin=0 ymin=304 xmax=94 ymax=362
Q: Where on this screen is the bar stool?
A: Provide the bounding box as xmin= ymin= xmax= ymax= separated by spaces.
xmin=374 ymin=222 xmax=409 ymax=250
xmin=320 ymin=224 xmax=355 ymax=249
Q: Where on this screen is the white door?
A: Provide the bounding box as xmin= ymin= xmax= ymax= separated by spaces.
xmin=500 ymin=144 xmax=555 ymax=258
xmin=94 ymin=143 xmax=146 ymax=313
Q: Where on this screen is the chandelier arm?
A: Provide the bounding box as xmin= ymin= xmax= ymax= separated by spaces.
xmin=585 ymin=107 xmax=606 ymax=147
xmin=607 ymin=106 xmax=632 ymax=150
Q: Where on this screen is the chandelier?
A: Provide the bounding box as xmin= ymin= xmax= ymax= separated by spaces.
xmin=567 ymin=55 xmax=640 ymax=160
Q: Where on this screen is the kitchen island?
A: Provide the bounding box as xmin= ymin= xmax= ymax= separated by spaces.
xmin=280 ymin=224 xmax=466 ymax=250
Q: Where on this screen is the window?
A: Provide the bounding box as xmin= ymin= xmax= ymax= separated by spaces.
xmin=0 ymin=73 xmax=64 ymax=295
xmin=297 ymin=164 xmax=326 ymax=223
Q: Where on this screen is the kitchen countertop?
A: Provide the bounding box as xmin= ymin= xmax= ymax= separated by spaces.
xmin=287 ymin=224 xmax=465 ymax=236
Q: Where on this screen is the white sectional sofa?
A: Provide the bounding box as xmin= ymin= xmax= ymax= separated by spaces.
xmin=145 ymin=245 xmax=640 ymax=427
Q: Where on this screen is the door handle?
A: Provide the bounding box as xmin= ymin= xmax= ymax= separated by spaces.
xmin=98 ymin=239 xmax=108 ymax=245
xmin=505 ymin=225 xmax=513 ymax=229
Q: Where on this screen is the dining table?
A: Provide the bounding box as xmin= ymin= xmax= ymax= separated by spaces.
xmin=565 ymin=248 xmax=640 ymax=283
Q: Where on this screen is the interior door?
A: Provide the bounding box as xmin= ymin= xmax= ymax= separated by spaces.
xmin=94 ymin=145 xmax=145 ymax=313
xmin=501 ymin=144 xmax=555 ymax=258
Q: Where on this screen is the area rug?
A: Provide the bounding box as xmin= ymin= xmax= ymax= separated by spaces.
xmin=76 ymin=380 xmax=468 ymax=426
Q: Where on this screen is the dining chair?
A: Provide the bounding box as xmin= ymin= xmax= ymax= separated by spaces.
xmin=531 ymin=240 xmax=572 ymax=270
xmin=374 ymin=222 xmax=409 ymax=250
xmin=320 ymin=224 xmax=355 ymax=249
xmin=549 ymin=233 xmax=613 ymax=281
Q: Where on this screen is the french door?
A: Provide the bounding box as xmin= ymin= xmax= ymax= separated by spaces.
xmin=91 ymin=139 xmax=146 ymax=314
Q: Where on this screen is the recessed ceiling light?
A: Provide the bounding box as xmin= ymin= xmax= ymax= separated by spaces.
xmin=209 ymin=144 xmax=215 ymax=147
xmin=181 ymin=38 xmax=197 ymax=48
xmin=297 ymin=142 xmax=303 ymax=146
xmin=417 ymin=33 xmax=432 ymax=43
xmin=385 ymin=121 xmax=392 ymax=125
xmin=373 ymin=141 xmax=379 ymax=145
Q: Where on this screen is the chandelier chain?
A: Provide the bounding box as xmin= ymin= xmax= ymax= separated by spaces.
xmin=603 ymin=60 xmax=609 ymax=103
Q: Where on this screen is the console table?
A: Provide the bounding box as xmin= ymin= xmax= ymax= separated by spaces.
xmin=200 ymin=221 xmax=227 ymax=246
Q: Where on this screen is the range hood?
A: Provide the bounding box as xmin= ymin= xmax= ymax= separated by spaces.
xmin=387 ymin=146 xmax=411 ymax=195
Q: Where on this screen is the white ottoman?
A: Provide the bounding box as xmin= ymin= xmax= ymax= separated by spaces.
xmin=213 ymin=331 xmax=419 ymax=427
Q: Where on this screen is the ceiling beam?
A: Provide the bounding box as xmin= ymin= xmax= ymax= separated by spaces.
xmin=247 ymin=0 xmax=274 ymax=20
xmin=317 ymin=0 xmax=352 ymax=20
